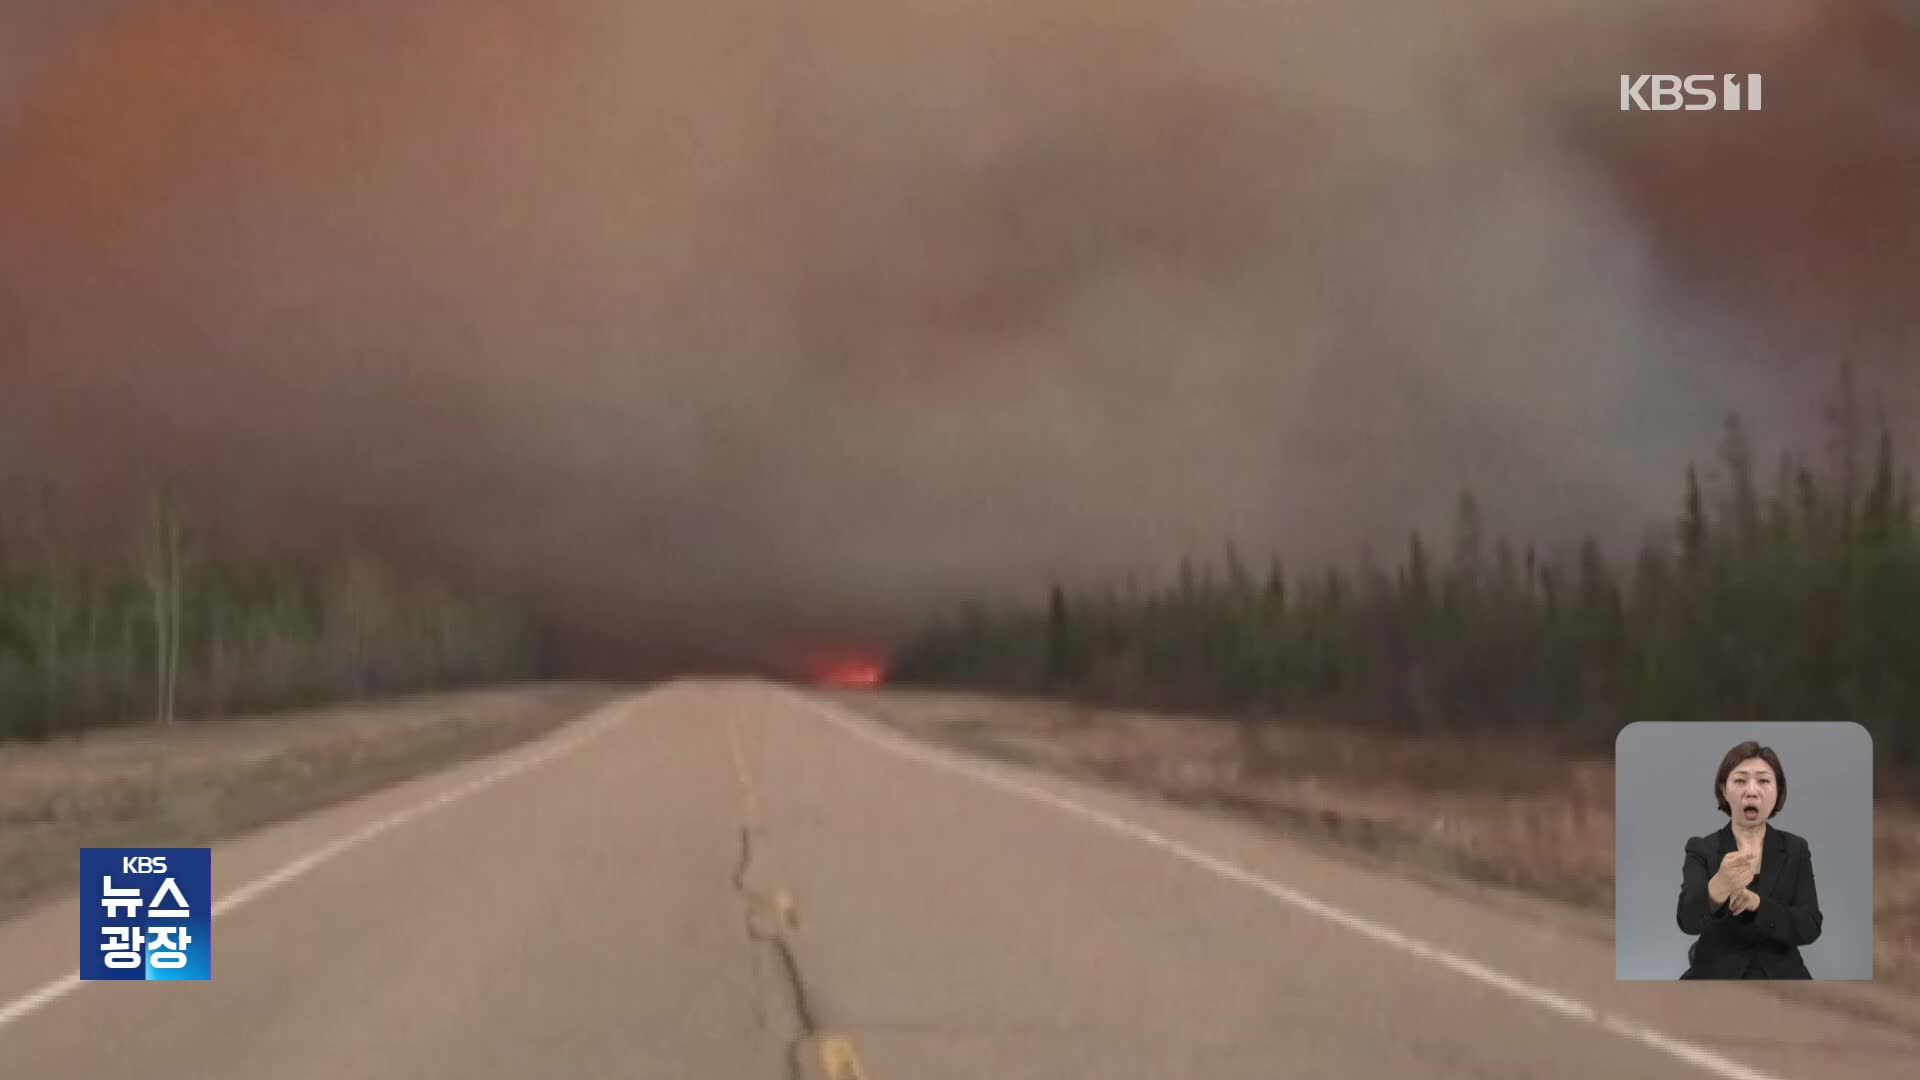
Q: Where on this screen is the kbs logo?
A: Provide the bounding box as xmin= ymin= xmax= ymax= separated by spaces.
xmin=80 ymin=848 xmax=212 ymax=981
xmin=1620 ymin=74 xmax=1763 ymax=111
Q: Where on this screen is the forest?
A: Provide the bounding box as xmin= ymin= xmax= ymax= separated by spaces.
xmin=892 ymin=380 xmax=1920 ymax=773
xmin=0 ymin=496 xmax=538 ymax=741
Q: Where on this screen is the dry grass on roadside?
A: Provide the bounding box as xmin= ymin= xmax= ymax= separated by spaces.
xmin=0 ymin=684 xmax=621 ymax=921
xmin=835 ymin=688 xmax=1919 ymax=994
xmin=1878 ymin=823 xmax=1920 ymax=985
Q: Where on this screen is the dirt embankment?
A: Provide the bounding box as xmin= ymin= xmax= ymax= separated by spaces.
xmin=0 ymin=684 xmax=623 ymax=922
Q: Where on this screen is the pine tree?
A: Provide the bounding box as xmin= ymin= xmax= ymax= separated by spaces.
xmin=1826 ymin=357 xmax=1864 ymax=542
xmin=1263 ymin=556 xmax=1286 ymax=609
xmin=1452 ymin=490 xmax=1486 ymax=584
xmin=1862 ymin=420 xmax=1896 ymax=547
xmin=1405 ymin=530 xmax=1433 ymax=611
xmin=1680 ymin=465 xmax=1709 ymax=571
xmin=1718 ymin=414 xmax=1762 ymax=545
xmin=1046 ymin=582 xmax=1073 ymax=687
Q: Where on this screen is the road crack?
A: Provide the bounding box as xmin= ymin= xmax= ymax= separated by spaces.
xmin=728 ymin=713 xmax=825 ymax=1078
xmin=735 ymin=825 xmax=819 ymax=1080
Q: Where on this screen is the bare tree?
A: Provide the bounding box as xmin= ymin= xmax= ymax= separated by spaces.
xmin=23 ymin=484 xmax=73 ymax=727
xmin=139 ymin=495 xmax=189 ymax=724
xmin=80 ymin=575 xmax=103 ymax=718
xmin=327 ymin=555 xmax=394 ymax=698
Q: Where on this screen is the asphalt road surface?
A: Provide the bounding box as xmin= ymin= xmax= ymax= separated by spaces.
xmin=3 ymin=680 xmax=1917 ymax=1078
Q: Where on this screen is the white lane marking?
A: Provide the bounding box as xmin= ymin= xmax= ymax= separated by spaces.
xmin=0 ymin=699 xmax=634 ymax=1032
xmin=0 ymin=977 xmax=79 ymax=1029
xmin=790 ymin=692 xmax=1787 ymax=1080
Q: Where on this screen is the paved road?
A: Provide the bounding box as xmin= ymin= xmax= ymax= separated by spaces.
xmin=2 ymin=680 xmax=1917 ymax=1078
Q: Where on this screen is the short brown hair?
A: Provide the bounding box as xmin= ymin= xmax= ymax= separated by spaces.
xmin=1715 ymin=741 xmax=1786 ymax=817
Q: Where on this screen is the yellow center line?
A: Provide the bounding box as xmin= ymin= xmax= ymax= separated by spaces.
xmin=723 ymin=711 xmax=762 ymax=825
xmin=819 ymin=1034 xmax=869 ymax=1080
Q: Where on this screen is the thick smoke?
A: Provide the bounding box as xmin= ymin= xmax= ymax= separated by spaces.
xmin=1 ymin=0 xmax=1914 ymax=673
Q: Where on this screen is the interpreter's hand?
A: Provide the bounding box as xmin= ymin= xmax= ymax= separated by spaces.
xmin=1711 ymin=850 xmax=1758 ymax=899
xmin=1728 ymin=887 xmax=1762 ymax=916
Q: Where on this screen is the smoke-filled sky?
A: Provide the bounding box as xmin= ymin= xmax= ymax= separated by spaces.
xmin=2 ymin=0 xmax=1916 ymax=674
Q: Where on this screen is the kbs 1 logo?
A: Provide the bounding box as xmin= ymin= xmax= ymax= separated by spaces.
xmin=80 ymin=848 xmax=212 ymax=981
xmin=1620 ymin=74 xmax=1763 ymax=111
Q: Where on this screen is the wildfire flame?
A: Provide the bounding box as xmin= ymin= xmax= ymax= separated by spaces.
xmin=808 ymin=655 xmax=887 ymax=688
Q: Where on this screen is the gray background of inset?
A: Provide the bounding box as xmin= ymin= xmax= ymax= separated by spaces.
xmin=1615 ymin=721 xmax=1874 ymax=980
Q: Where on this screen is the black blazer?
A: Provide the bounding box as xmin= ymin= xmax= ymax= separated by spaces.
xmin=1676 ymin=823 xmax=1823 ymax=979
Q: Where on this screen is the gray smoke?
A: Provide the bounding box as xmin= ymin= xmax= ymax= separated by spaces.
xmin=1 ymin=0 xmax=1912 ymax=672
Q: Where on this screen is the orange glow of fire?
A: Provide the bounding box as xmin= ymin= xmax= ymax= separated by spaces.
xmin=810 ymin=657 xmax=887 ymax=688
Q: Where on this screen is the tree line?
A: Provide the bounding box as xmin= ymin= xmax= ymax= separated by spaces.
xmin=0 ymin=495 xmax=540 ymax=741
xmin=890 ymin=385 xmax=1920 ymax=771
